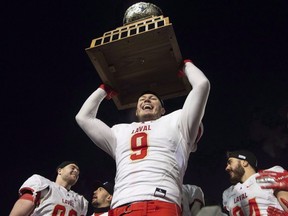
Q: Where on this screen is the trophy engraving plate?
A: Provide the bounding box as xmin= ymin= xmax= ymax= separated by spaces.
xmin=86 ymin=16 xmax=191 ymax=110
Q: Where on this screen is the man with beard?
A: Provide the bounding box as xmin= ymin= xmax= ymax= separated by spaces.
xmin=90 ymin=181 xmax=114 ymax=216
xmin=222 ymin=150 xmax=288 ymax=215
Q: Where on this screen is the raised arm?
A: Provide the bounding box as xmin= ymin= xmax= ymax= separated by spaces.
xmin=179 ymin=60 xmax=210 ymax=148
xmin=75 ymin=85 xmax=117 ymax=157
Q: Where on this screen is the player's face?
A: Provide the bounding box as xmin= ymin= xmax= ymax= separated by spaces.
xmin=60 ymin=164 xmax=80 ymax=186
xmin=225 ymin=158 xmax=245 ymax=184
xmin=91 ymin=187 xmax=111 ymax=208
xmin=136 ymin=93 xmax=165 ymax=122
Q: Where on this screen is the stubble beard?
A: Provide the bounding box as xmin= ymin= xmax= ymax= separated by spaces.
xmin=230 ymin=162 xmax=245 ymax=184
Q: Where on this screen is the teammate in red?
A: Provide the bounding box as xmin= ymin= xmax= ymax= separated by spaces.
xmin=222 ymin=150 xmax=288 ymax=215
xmin=9 ymin=161 xmax=88 ymax=216
xmin=256 ymin=169 xmax=288 ymax=215
xmin=76 ymin=60 xmax=210 ymax=216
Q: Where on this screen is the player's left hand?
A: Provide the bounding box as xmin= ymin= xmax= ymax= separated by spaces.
xmin=267 ymin=206 xmax=288 ymax=216
xmin=256 ymin=170 xmax=288 ymax=191
xmin=99 ymin=84 xmax=118 ymax=100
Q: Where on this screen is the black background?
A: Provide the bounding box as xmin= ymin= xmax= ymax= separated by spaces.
xmin=2 ymin=0 xmax=288 ymax=215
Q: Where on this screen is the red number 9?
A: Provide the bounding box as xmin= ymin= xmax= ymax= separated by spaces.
xmin=130 ymin=132 xmax=148 ymax=160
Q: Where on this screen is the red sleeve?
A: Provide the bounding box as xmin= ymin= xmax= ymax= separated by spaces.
xmin=19 ymin=190 xmax=41 ymax=205
xmin=19 ymin=193 xmax=34 ymax=202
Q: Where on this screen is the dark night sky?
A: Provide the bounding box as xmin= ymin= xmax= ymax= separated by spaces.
xmin=2 ymin=0 xmax=288 ymax=215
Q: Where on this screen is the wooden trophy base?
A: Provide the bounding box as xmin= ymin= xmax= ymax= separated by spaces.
xmin=86 ymin=16 xmax=191 ymax=110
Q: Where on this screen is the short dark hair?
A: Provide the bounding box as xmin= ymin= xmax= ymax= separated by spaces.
xmin=139 ymin=90 xmax=164 ymax=108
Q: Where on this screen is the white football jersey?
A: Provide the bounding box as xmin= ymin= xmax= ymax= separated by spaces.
xmin=111 ymin=110 xmax=194 ymax=208
xmin=19 ymin=174 xmax=88 ymax=216
xmin=223 ymin=166 xmax=285 ymax=216
xmin=182 ymin=184 xmax=205 ymax=216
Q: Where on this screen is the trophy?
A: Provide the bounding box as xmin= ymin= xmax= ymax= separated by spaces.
xmin=86 ymin=2 xmax=190 ymax=110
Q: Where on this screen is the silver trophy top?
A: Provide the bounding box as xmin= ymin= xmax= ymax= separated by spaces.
xmin=123 ymin=2 xmax=163 ymax=25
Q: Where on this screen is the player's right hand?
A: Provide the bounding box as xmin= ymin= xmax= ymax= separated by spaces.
xmin=99 ymin=84 xmax=118 ymax=100
xmin=267 ymin=206 xmax=288 ymax=216
xmin=177 ymin=59 xmax=193 ymax=77
xmin=256 ymin=170 xmax=288 ymax=191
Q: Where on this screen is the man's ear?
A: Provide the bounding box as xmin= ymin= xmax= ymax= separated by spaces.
xmin=107 ymin=195 xmax=113 ymax=202
xmin=57 ymin=168 xmax=62 ymax=175
xmin=161 ymin=107 xmax=166 ymax=115
xmin=242 ymin=160 xmax=249 ymax=168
